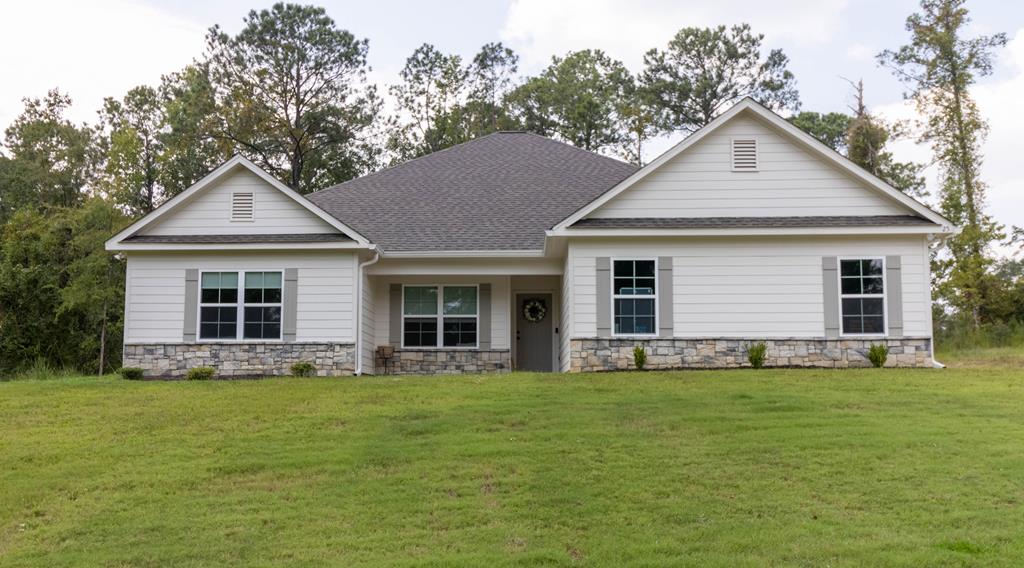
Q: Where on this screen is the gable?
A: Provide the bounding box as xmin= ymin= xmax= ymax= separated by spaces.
xmin=587 ymin=111 xmax=914 ymax=219
xmin=140 ymin=166 xmax=339 ymax=236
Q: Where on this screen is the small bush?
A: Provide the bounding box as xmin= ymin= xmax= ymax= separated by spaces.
xmin=186 ymin=366 xmax=216 ymax=381
xmin=290 ymin=361 xmax=316 ymax=377
xmin=747 ymin=342 xmax=767 ymax=369
xmin=633 ymin=346 xmax=647 ymax=370
xmin=10 ymin=358 xmax=78 ymax=381
xmin=118 ymin=367 xmax=144 ymax=381
xmin=868 ymin=344 xmax=889 ymax=368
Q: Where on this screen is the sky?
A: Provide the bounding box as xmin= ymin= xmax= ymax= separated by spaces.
xmin=1 ymin=0 xmax=1022 ymax=249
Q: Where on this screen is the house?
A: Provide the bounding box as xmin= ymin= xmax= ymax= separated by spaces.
xmin=105 ymin=98 xmax=956 ymax=377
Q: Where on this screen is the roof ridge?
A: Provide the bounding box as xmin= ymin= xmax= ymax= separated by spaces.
xmin=513 ymin=131 xmax=637 ymax=169
xmin=310 ymin=131 xmax=511 ymax=196
xmin=309 ymin=131 xmax=637 ymax=198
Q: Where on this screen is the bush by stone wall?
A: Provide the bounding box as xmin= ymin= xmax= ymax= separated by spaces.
xmin=570 ymin=338 xmax=931 ymax=372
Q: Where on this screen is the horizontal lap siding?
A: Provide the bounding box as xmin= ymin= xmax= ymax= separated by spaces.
xmin=589 ymin=115 xmax=912 ymax=218
xmin=142 ymin=168 xmax=338 ymax=235
xmin=569 ymin=236 xmax=931 ymax=338
xmin=124 ymin=252 xmax=356 ymax=343
xmin=560 ymin=256 xmax=573 ymax=371
xmin=361 ymin=269 xmax=376 ymax=372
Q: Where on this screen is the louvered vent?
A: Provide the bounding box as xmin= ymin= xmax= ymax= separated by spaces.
xmin=731 ymin=138 xmax=758 ymax=171
xmin=231 ymin=192 xmax=254 ymax=221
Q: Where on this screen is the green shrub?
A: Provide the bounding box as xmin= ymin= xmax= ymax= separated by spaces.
xmin=118 ymin=367 xmax=144 ymax=381
xmin=935 ymin=316 xmax=1024 ymax=351
xmin=747 ymin=342 xmax=767 ymax=369
xmin=10 ymin=358 xmax=78 ymax=381
xmin=186 ymin=366 xmax=216 ymax=381
xmin=868 ymin=344 xmax=889 ymax=368
xmin=290 ymin=361 xmax=316 ymax=377
xmin=633 ymin=346 xmax=647 ymax=370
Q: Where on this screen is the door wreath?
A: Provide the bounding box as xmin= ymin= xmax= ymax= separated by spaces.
xmin=522 ymin=299 xmax=547 ymax=323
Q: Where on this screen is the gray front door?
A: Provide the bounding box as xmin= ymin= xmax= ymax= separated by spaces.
xmin=516 ymin=293 xmax=553 ymax=372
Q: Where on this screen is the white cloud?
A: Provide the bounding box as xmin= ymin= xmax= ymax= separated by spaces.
xmin=877 ymin=28 xmax=1024 ymax=256
xmin=0 ymin=0 xmax=206 ymax=130
xmin=499 ymin=0 xmax=850 ymax=73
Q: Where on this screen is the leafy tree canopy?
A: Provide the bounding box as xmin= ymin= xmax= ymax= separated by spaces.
xmin=508 ymin=49 xmax=632 ymax=155
xmin=641 ymin=24 xmax=800 ymax=132
xmin=206 ymin=2 xmax=382 ymax=192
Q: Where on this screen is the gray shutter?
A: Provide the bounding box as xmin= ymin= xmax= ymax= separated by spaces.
xmin=596 ymin=257 xmax=611 ymax=337
xmin=886 ymin=256 xmax=904 ymax=337
xmin=479 ymin=283 xmax=491 ymax=349
xmin=183 ymin=269 xmax=199 ymax=342
xmin=389 ymin=283 xmax=402 ymax=346
xmin=283 ymin=268 xmax=298 ymax=342
xmin=822 ymin=257 xmax=840 ymax=338
xmin=658 ymin=257 xmax=673 ymax=338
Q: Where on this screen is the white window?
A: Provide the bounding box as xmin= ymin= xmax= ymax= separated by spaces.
xmin=839 ymin=258 xmax=886 ymax=335
xmin=402 ymin=285 xmax=478 ymax=348
xmin=199 ymin=271 xmax=282 ymax=340
xmin=612 ymin=259 xmax=657 ymax=336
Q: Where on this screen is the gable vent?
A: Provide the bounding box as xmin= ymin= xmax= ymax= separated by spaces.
xmin=231 ymin=192 xmax=254 ymax=221
xmin=731 ymin=138 xmax=759 ymax=171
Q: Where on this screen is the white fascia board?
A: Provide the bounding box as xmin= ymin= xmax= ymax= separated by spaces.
xmin=383 ymin=249 xmax=546 ymax=258
xmin=551 ymin=98 xmax=957 ymax=232
xmin=105 ymin=155 xmax=372 ymax=250
xmin=108 ymin=241 xmax=375 ymax=252
xmin=547 ymin=225 xmax=950 ymax=238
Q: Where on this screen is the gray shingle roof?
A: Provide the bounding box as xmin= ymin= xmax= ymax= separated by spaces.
xmin=571 ymin=216 xmax=936 ymax=229
xmin=125 ymin=234 xmax=352 ymax=244
xmin=307 ymin=132 xmax=638 ymax=251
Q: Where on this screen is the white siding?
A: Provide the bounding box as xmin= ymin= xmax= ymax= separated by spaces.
xmin=372 ymin=275 xmax=511 ymax=350
xmin=124 ymin=251 xmax=356 ymax=343
xmin=360 ymin=265 xmax=376 ymax=373
xmin=142 ymin=168 xmax=338 ymax=235
xmin=560 ymin=255 xmax=573 ymax=371
xmin=568 ymin=235 xmax=932 ymax=339
xmin=589 ymin=114 xmax=913 ymax=218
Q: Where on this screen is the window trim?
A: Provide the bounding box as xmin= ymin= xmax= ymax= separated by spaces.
xmin=610 ymin=257 xmax=660 ymax=338
xmin=837 ymin=256 xmax=888 ymax=337
xmin=400 ymin=284 xmax=480 ymax=350
xmin=197 ymin=269 xmax=284 ymax=342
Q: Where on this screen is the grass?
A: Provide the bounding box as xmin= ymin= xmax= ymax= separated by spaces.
xmin=2 ymin=362 xmax=1024 ymax=566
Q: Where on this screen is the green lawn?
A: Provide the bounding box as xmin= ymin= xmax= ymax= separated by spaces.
xmin=2 ymin=361 xmax=1024 ymax=566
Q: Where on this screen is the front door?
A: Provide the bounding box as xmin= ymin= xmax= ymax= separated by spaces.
xmin=516 ymin=293 xmax=553 ymax=372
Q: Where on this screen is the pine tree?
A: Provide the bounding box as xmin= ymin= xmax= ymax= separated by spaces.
xmin=879 ymin=0 xmax=1007 ymax=327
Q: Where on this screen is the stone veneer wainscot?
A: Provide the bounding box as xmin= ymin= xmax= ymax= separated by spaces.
xmin=570 ymin=337 xmax=932 ymax=372
xmin=123 ymin=343 xmax=356 ymax=378
xmin=374 ymin=349 xmax=511 ymax=375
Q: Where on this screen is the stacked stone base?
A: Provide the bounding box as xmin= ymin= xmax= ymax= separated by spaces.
xmin=123 ymin=343 xmax=356 ymax=378
xmin=570 ymin=337 xmax=932 ymax=372
xmin=374 ymin=349 xmax=511 ymax=375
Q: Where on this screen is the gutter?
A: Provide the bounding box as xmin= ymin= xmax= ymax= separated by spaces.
xmin=354 ymin=247 xmax=382 ymax=375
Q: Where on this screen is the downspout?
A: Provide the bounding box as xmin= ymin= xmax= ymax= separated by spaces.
xmin=354 ymin=247 xmax=381 ymax=375
xmin=927 ymin=231 xmax=955 ymax=369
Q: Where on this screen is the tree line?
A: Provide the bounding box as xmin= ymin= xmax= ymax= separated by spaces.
xmin=0 ymin=0 xmax=1019 ymax=375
